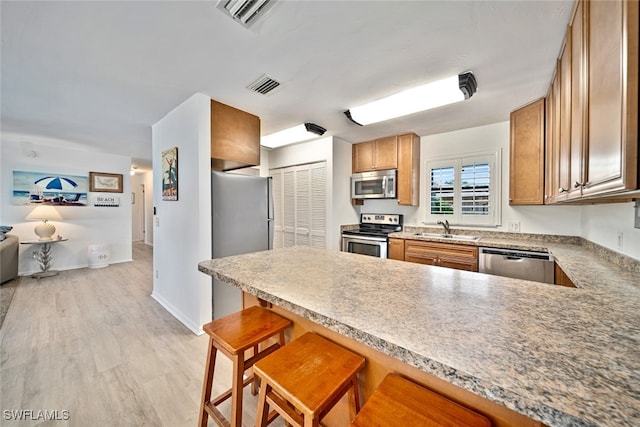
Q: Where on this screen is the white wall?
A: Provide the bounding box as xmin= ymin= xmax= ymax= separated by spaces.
xmin=581 ymin=202 xmax=640 ymax=260
xmin=267 ymin=136 xmax=359 ymax=250
xmin=0 ymin=133 xmax=132 ymax=274
xmin=332 ymin=137 xmax=360 ymax=249
xmin=151 ymin=93 xmax=212 ymax=334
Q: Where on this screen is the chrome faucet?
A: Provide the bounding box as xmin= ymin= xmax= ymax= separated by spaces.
xmin=437 ymin=220 xmax=451 ymax=235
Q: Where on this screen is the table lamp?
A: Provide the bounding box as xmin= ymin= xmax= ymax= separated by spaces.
xmin=25 ymin=205 xmax=63 ymax=241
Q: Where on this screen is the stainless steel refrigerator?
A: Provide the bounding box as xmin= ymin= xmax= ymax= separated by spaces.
xmin=211 ymin=171 xmax=273 ymax=319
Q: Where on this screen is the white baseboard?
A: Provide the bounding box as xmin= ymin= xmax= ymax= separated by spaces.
xmin=150 ymin=291 xmax=204 ymax=336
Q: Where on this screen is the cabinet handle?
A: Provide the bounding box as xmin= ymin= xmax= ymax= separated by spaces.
xmin=574 ymin=181 xmax=584 ymax=188
xmin=558 ymin=187 xmax=568 ymax=193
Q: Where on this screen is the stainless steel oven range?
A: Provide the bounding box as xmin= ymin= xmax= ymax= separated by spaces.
xmin=341 ymin=214 xmax=403 ymax=258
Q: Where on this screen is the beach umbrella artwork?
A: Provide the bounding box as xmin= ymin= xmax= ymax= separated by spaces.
xmin=34 ymin=176 xmax=78 ymax=191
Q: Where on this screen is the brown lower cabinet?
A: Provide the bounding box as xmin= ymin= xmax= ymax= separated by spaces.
xmin=554 ymin=263 xmax=577 ymax=288
xmin=388 ymin=238 xmax=405 ymax=261
xmin=403 ymin=240 xmax=478 ymax=272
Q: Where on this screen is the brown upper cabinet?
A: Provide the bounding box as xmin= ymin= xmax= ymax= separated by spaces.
xmin=510 ymin=98 xmax=546 ymax=205
xmin=545 ymin=65 xmax=561 ymax=204
xmin=211 ymin=99 xmax=261 ymax=171
xmin=352 ymin=136 xmax=398 ymax=173
xmin=519 ymin=0 xmax=639 ymax=204
xmin=397 ymin=133 xmax=420 ymax=206
xmin=580 ymin=0 xmax=639 ymax=198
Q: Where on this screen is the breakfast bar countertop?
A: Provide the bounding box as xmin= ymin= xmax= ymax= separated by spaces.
xmin=198 ymin=246 xmax=640 ymax=427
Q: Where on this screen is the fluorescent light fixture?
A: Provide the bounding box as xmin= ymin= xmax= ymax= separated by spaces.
xmin=261 ymin=123 xmax=326 ymax=148
xmin=344 ymin=72 xmax=477 ymax=126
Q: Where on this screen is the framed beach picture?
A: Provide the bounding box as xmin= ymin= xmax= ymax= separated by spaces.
xmin=162 ymin=147 xmax=178 ymax=201
xmin=89 ymin=172 xmax=123 ymax=193
xmin=12 ymin=171 xmax=89 ymax=206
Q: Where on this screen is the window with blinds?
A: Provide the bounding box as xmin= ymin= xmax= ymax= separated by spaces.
xmin=426 ymin=151 xmax=500 ymax=226
xmin=430 ymin=166 xmax=455 ymax=215
xmin=461 ymin=162 xmax=490 ymax=216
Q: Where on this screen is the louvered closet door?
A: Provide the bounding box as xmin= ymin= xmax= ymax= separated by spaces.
xmin=309 ymin=163 xmax=327 ymax=248
xmin=295 ymin=166 xmax=311 ymax=246
xmin=270 ymin=161 xmax=327 ymax=249
xmin=282 ymin=168 xmax=296 ymax=247
xmin=270 ymin=169 xmax=284 ymax=249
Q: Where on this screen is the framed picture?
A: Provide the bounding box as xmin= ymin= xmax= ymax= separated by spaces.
xmin=12 ymin=170 xmax=89 ymax=206
xmin=89 ymin=172 xmax=123 ymax=193
xmin=162 ymin=146 xmax=178 ymax=201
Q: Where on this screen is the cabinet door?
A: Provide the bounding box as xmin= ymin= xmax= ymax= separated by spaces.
xmin=374 ymin=136 xmax=398 ymax=170
xmin=404 ymin=240 xmax=478 ymax=272
xmin=582 ymin=0 xmax=639 ymax=196
xmin=397 ymin=133 xmax=420 ymax=206
xmin=210 ymin=99 xmax=260 ymax=170
xmin=438 ymin=258 xmax=478 ymax=272
xmin=545 ymin=68 xmax=560 ymax=204
xmin=558 ymin=34 xmax=572 ymax=200
xmin=388 ymin=238 xmax=405 ymax=261
xmin=510 ymin=98 xmax=545 ymax=205
xmin=352 ymin=141 xmax=375 ymax=173
xmin=568 ymin=0 xmax=586 ymax=199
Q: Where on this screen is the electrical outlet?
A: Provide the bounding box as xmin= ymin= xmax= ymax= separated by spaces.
xmin=508 ymin=221 xmax=520 ymax=232
xmin=617 ymin=232 xmax=623 ymax=249
xmin=155 ymin=270 xmax=159 ymax=279
xmin=155 ymin=217 xmax=159 ymax=227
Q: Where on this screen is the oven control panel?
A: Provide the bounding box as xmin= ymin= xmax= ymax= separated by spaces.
xmin=361 ymin=214 xmax=403 ymax=225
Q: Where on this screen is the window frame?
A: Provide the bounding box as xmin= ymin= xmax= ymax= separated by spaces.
xmin=426 ymin=150 xmax=502 ymax=227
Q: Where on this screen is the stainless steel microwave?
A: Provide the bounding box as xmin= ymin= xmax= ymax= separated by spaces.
xmin=351 ymin=169 xmax=397 ymax=199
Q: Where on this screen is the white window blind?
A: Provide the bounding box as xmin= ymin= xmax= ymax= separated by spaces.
xmin=270 ymin=161 xmax=327 ymax=249
xmin=427 ymin=151 xmax=500 ymax=226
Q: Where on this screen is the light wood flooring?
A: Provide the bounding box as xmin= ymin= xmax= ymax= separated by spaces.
xmin=0 ymin=242 xmax=282 ymax=427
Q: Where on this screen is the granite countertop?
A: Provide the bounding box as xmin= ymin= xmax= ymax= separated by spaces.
xmin=199 ymin=245 xmax=640 ymax=427
xmin=390 ymin=228 xmax=640 ymax=295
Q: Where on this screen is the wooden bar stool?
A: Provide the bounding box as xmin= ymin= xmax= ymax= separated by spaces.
xmin=198 ymin=306 xmax=291 ymax=427
xmin=350 ymin=374 xmax=492 ymax=427
xmin=253 ymin=332 xmax=365 ymax=427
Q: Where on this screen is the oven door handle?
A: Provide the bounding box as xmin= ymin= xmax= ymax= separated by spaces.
xmin=342 ymin=234 xmax=387 ymax=243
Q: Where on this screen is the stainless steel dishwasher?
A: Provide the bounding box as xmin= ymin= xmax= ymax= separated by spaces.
xmin=479 ymin=247 xmax=555 ymax=284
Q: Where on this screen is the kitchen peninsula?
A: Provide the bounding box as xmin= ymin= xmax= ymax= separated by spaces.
xmin=198 ymin=246 xmax=640 ymax=427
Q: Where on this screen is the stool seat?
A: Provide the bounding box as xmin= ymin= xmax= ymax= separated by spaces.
xmin=198 ymin=306 xmax=291 ymax=427
xmin=254 ymin=332 xmax=365 ymax=427
xmin=203 ymin=305 xmax=292 ymax=355
xmin=350 ymin=374 xmax=492 ymax=427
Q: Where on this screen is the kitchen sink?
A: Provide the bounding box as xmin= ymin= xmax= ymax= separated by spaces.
xmin=413 ymin=233 xmax=480 ymax=242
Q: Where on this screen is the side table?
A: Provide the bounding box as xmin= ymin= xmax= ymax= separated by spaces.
xmin=20 ymin=238 xmax=68 ymax=278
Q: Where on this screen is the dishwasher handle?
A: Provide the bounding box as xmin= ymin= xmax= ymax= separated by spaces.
xmin=480 ymin=247 xmax=553 ymax=261
xmin=504 ymin=256 xmax=525 ymax=261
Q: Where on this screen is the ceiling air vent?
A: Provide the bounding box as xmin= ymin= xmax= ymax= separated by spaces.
xmin=247 ymin=74 xmax=281 ymax=95
xmin=216 ymin=0 xmax=276 ymax=28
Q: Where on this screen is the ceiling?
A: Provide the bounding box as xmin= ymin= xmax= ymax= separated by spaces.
xmin=1 ymin=1 xmax=574 ymax=169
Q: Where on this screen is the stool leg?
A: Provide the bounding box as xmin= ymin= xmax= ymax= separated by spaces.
xmin=199 ymin=337 xmax=217 ymax=427
xmin=348 ymin=376 xmax=361 ymax=421
xmin=251 ymin=344 xmax=259 ymax=396
xmin=254 ymin=379 xmax=270 ymax=427
xmin=231 ymin=351 xmax=245 ymax=427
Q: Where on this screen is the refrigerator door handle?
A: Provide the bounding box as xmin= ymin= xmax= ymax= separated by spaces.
xmin=267 ymin=177 xmax=274 ymax=220
xmin=267 ymin=177 xmax=274 ymax=250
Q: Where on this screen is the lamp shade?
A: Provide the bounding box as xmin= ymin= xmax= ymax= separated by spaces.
xmin=25 ymin=205 xmax=63 ymax=221
xmin=25 ymin=205 xmax=63 ymax=241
